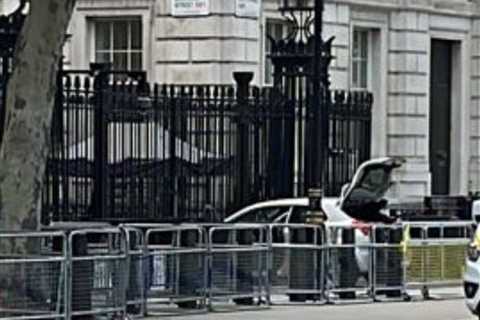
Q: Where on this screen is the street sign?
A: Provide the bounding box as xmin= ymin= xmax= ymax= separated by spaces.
xmin=172 ymin=0 xmax=209 ymax=16
xmin=236 ymin=0 xmax=261 ymax=18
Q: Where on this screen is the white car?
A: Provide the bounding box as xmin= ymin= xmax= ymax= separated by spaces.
xmin=465 ymin=225 xmax=480 ymax=318
xmin=225 ymin=157 xmax=404 ymax=300
xmin=226 ymin=157 xmax=403 ymax=225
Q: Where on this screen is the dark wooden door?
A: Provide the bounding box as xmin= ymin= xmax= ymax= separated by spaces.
xmin=430 ymin=40 xmax=452 ymax=195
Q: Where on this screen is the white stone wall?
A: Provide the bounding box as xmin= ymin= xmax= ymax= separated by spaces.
xmin=386 ymin=10 xmax=430 ymax=200
xmin=154 ymin=0 xmax=261 ymax=84
xmin=323 ymin=2 xmax=350 ymax=90
xmin=471 ymin=17 xmax=480 ymax=192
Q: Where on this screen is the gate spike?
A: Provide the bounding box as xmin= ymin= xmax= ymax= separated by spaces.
xmin=74 ymin=75 xmax=81 ymax=91
xmin=84 ymin=77 xmax=90 ymax=91
xmin=65 ymin=75 xmax=71 ymax=90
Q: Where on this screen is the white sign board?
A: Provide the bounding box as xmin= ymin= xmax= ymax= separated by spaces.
xmin=236 ymin=0 xmax=261 ymax=18
xmin=172 ymin=0 xmax=209 ymax=16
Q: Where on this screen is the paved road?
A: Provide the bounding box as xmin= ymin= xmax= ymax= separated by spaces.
xmin=155 ymin=299 xmax=474 ymax=320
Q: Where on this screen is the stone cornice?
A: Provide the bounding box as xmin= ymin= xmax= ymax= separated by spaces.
xmin=324 ymin=0 xmax=479 ymax=18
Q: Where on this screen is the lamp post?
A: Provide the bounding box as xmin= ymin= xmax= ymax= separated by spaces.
xmin=274 ymin=0 xmax=331 ymax=194
xmin=312 ymin=0 xmax=326 ymax=195
xmin=271 ymin=0 xmax=331 ymax=303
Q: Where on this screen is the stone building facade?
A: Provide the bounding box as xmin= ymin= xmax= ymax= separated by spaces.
xmin=3 ymin=0 xmax=480 ymax=201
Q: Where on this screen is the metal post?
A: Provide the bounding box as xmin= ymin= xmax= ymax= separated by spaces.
xmin=92 ymin=63 xmax=111 ymax=220
xmin=311 ymin=0 xmax=326 ymax=191
xmin=50 ymin=57 xmax=64 ymax=223
xmin=233 ymin=72 xmax=254 ymax=209
xmin=169 ymin=85 xmax=177 ymax=220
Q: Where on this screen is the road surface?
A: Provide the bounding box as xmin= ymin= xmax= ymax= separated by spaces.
xmin=154 ymin=299 xmax=473 ymax=320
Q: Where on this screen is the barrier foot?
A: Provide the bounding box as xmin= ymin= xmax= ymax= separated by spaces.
xmin=421 ymin=286 xmax=430 ymax=300
xmin=403 ymin=293 xmax=412 ymax=302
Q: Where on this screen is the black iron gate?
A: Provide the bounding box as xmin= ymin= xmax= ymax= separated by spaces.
xmin=42 ymin=65 xmax=302 ymax=223
xmin=41 ymin=64 xmax=371 ymax=224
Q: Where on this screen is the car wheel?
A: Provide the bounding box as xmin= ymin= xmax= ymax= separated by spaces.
xmin=338 ymin=291 xmax=356 ymax=299
xmin=288 ymin=294 xmax=307 ymax=302
xmin=233 ymin=297 xmax=254 ymax=305
xmin=385 ymin=290 xmax=402 ymax=298
xmin=176 ymin=301 xmax=198 ymax=309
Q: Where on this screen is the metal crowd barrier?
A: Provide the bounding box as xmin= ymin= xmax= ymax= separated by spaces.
xmin=124 ymin=226 xmax=146 ymax=318
xmin=0 ymin=231 xmax=67 ymax=320
xmin=324 ymin=223 xmax=374 ymax=302
xmin=144 ymin=225 xmax=208 ymax=316
xmin=208 ymin=224 xmax=270 ymax=310
xmin=268 ymin=224 xmax=325 ymax=303
xmin=371 ymin=224 xmax=408 ymax=301
xmin=0 ymin=220 xmax=474 ymax=319
xmin=67 ymin=228 xmax=128 ymax=319
xmin=402 ymin=221 xmax=473 ymax=299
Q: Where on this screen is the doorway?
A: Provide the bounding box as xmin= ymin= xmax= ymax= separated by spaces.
xmin=429 ymin=40 xmax=453 ymax=195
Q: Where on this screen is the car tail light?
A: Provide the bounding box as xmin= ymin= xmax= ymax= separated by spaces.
xmin=352 ymin=219 xmax=371 ymax=236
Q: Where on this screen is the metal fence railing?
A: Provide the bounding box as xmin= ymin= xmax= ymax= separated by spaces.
xmin=371 ymin=224 xmax=407 ymax=301
xmin=0 ymin=231 xmax=67 ymax=320
xmin=124 ymin=226 xmax=146 ymax=317
xmin=402 ymin=222 xmax=473 ymax=298
xmin=144 ymin=226 xmax=208 ymax=316
xmin=42 ymin=66 xmax=373 ymax=226
xmin=325 ymin=223 xmax=374 ymax=302
xmin=0 ymin=221 xmax=474 ymax=319
xmin=67 ymin=228 xmax=128 ymax=319
xmin=208 ymin=224 xmax=270 ymax=311
xmin=269 ymin=224 xmax=325 ymax=303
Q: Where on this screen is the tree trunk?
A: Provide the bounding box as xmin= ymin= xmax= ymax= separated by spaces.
xmin=0 ymin=0 xmax=76 ymax=231
xmin=0 ymin=2 xmax=77 ymax=317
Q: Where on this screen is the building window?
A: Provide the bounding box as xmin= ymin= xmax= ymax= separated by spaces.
xmin=264 ymin=19 xmax=291 ymax=85
xmin=351 ymin=29 xmax=370 ymax=89
xmin=94 ymin=18 xmax=142 ymax=71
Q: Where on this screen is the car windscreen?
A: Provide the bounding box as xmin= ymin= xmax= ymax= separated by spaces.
xmin=233 ymin=206 xmax=291 ymax=223
xmin=345 ymin=166 xmax=392 ymax=205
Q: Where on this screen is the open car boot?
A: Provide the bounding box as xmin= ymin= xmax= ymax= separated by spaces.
xmin=340 ymin=158 xmax=405 ymax=224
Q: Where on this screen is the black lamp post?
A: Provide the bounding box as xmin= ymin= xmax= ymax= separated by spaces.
xmin=270 ymin=0 xmax=333 ymax=302
xmin=272 ymin=0 xmax=333 ymax=194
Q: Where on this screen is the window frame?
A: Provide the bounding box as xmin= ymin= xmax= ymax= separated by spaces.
xmin=92 ymin=17 xmax=143 ymax=71
xmin=263 ymin=18 xmax=292 ymax=86
xmin=351 ymin=28 xmax=373 ymax=90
